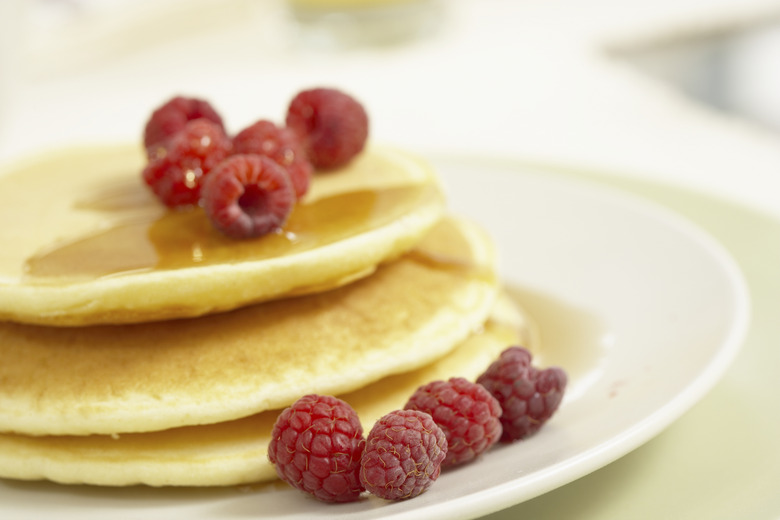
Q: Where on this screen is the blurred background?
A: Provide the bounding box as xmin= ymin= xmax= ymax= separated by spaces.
xmin=0 ymin=1 xmax=779 ymax=519
xmin=1 ymin=0 xmax=779 ymax=217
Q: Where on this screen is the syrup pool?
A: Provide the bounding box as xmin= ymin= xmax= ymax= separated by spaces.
xmin=24 ymin=184 xmax=438 ymax=282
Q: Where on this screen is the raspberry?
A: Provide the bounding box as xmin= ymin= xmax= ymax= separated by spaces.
xmin=360 ymin=409 xmax=447 ymax=501
xmin=232 ymin=120 xmax=313 ymax=198
xmin=201 ymin=154 xmax=295 ymax=239
xmin=143 ymin=96 xmax=225 ymax=153
xmin=142 ymin=119 xmax=232 ymax=207
xmin=476 ymin=347 xmax=567 ymax=442
xmin=404 ymin=377 xmax=502 ymax=467
xmin=285 ymin=87 xmax=369 ymax=169
xmin=267 ymin=394 xmax=366 ymax=503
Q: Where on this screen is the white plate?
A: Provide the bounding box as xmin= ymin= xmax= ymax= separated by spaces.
xmin=0 ymin=156 xmax=749 ymax=520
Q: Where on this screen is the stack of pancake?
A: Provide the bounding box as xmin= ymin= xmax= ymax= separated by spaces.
xmin=0 ymin=144 xmax=537 ymax=486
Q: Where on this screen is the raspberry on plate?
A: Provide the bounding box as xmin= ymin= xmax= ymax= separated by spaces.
xmin=285 ymin=87 xmax=369 ymax=169
xmin=404 ymin=377 xmax=502 ymax=467
xmin=360 ymin=409 xmax=447 ymax=501
xmin=143 ymin=96 xmax=225 ymax=153
xmin=267 ymin=394 xmax=366 ymax=503
xmin=476 ymin=346 xmax=567 ymax=442
xmin=232 ymin=119 xmax=313 ymax=198
xmin=201 ymin=154 xmax=296 ymax=239
xmin=142 ymin=119 xmax=232 ymax=207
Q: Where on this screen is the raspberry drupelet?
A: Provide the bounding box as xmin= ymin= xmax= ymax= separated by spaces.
xmin=285 ymin=87 xmax=369 ymax=169
xmin=232 ymin=119 xmax=313 ymax=198
xmin=477 ymin=346 xmax=567 ymax=442
xmin=267 ymin=394 xmax=366 ymax=503
xmin=360 ymin=409 xmax=447 ymax=501
xmin=404 ymin=377 xmax=503 ymax=467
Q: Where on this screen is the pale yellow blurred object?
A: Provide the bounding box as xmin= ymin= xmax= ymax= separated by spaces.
xmin=287 ymin=0 xmax=443 ymax=48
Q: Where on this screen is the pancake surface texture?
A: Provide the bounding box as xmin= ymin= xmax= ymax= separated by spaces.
xmin=0 ymin=293 xmax=536 ymax=486
xmin=0 ymin=217 xmax=499 ymax=436
xmin=0 ymin=144 xmax=445 ymax=326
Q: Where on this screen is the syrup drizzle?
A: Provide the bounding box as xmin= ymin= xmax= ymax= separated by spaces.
xmin=24 ymin=184 xmax=439 ymax=282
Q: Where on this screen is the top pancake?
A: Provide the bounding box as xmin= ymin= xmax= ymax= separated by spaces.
xmin=0 ymin=144 xmax=445 ymax=326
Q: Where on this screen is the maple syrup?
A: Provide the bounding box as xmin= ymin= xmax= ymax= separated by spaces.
xmin=504 ymin=285 xmax=608 ymax=401
xmin=24 ymin=184 xmax=441 ymax=282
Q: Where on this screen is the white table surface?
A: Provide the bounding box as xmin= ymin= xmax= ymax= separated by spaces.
xmin=0 ymin=1 xmax=778 ymax=518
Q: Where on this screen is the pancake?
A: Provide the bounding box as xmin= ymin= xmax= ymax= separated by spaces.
xmin=0 ymin=216 xmax=499 ymax=437
xmin=0 ymin=144 xmax=445 ymax=326
xmin=0 ymin=292 xmax=537 ymax=486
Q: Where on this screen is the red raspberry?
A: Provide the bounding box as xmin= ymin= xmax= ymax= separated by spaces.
xmin=267 ymin=394 xmax=366 ymax=503
xmin=404 ymin=377 xmax=502 ymax=467
xmin=360 ymin=409 xmax=447 ymax=501
xmin=142 ymin=119 xmax=232 ymax=207
xmin=201 ymin=154 xmax=295 ymax=239
xmin=232 ymin=120 xmax=313 ymax=198
xmin=285 ymin=87 xmax=369 ymax=169
xmin=476 ymin=347 xmax=567 ymax=442
xmin=143 ymin=96 xmax=225 ymax=153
